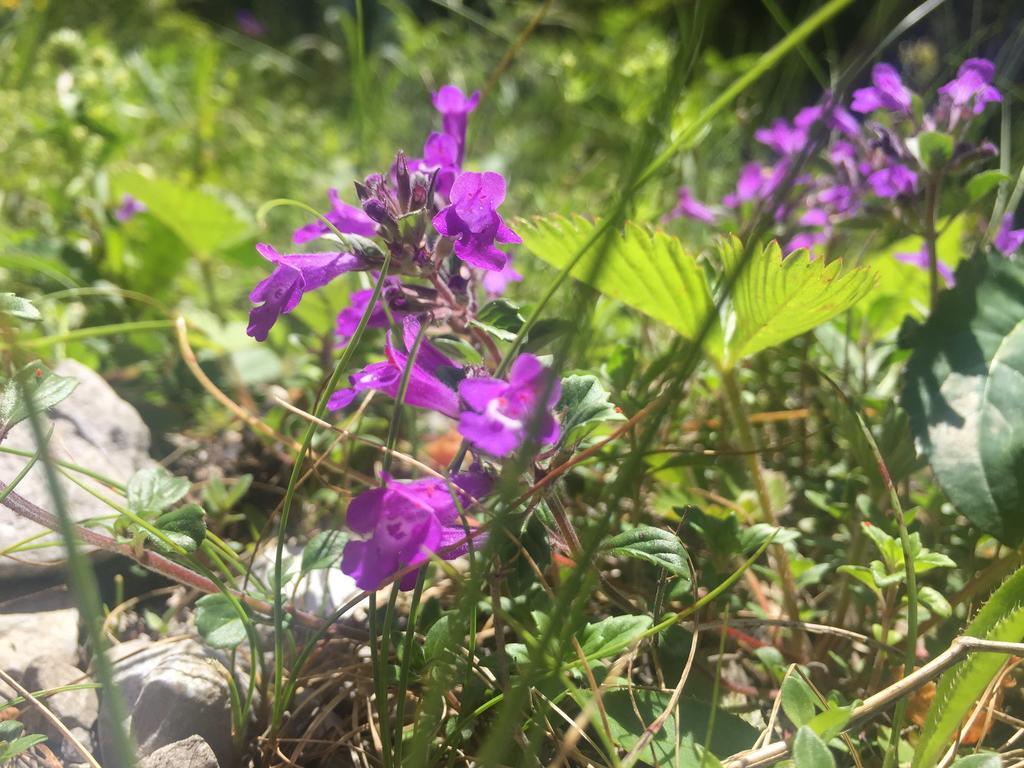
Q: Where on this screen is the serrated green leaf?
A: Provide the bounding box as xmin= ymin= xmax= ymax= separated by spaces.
xmin=195 ymin=593 xmax=248 ymax=649
xmin=515 ymin=214 xmax=720 ymax=351
xmin=0 ymin=293 xmax=40 ymax=321
xmin=149 ymin=503 xmax=206 ymax=553
xmin=793 ymin=726 xmax=834 ymax=768
xmin=718 ymin=237 xmax=876 ymax=366
xmin=602 ymin=524 xmax=690 ymax=580
xmin=902 ymin=250 xmax=1024 ymax=545
xmin=578 ymin=614 xmax=652 ymax=660
xmin=127 ymin=467 xmax=191 ymax=514
xmin=966 ymin=171 xmax=1009 ymax=204
xmin=780 ymin=674 xmax=817 ymax=727
xmin=470 ymin=299 xmax=524 ymax=342
xmin=115 ymin=172 xmax=252 ymax=257
xmin=557 ymin=374 xmax=624 ymax=441
xmin=913 ymin=564 xmax=1024 ymax=767
xmin=301 ymin=529 xmax=347 ymax=576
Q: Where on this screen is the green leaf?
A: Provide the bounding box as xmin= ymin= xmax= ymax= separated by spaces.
xmin=114 ymin=172 xmax=252 ymax=257
xmin=912 ymin=563 xmax=1024 ymax=767
xmin=949 ymin=754 xmax=1003 ymax=768
xmin=556 ymin=374 xmax=625 ymax=440
xmin=0 ymin=293 xmax=40 ymax=321
xmin=0 ymin=734 xmax=48 ymax=762
xmin=515 ymin=214 xmax=719 ymax=349
xmin=806 ymin=704 xmax=856 ymax=741
xmin=301 ymin=530 xmax=348 ymax=576
xmin=195 ymin=593 xmax=248 ymax=649
xmin=0 ymin=721 xmax=24 ymax=741
xmin=578 ymin=614 xmax=652 ymax=660
xmin=914 ymin=131 xmax=954 ymax=171
xmin=719 ymin=237 xmax=876 ymax=366
xmin=0 ymin=363 xmax=78 ymax=433
xmin=966 ymin=171 xmax=1009 ymax=204
xmin=793 ymin=726 xmax=835 ymax=768
xmin=149 ymin=503 xmax=206 ymax=553
xmin=902 ymin=250 xmax=1024 ymax=545
xmin=601 ymin=524 xmax=691 ymax=580
xmin=780 ymin=674 xmax=817 ymax=727
xmin=127 ymin=467 xmax=191 ymax=514
xmin=601 ymin=689 xmax=758 ymax=766
xmin=470 ymin=299 xmax=524 ymax=342
xmin=917 ymin=586 xmax=952 ymax=618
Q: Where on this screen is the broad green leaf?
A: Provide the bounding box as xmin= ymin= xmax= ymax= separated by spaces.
xmin=0 ymin=293 xmax=40 ymax=321
xmin=902 ymin=250 xmax=1024 ymax=545
xmin=806 ymin=704 xmax=856 ymax=741
xmin=578 ymin=614 xmax=652 ymax=660
xmin=601 ymin=524 xmax=691 ymax=581
xmin=470 ymin=299 xmax=524 ymax=342
xmin=557 ymin=374 xmax=625 ymax=440
xmin=301 ymin=529 xmax=348 ymax=576
xmin=780 ymin=674 xmax=817 ymax=727
xmin=515 ymin=214 xmax=719 ymax=350
xmin=913 ymin=131 xmax=954 ymax=170
xmin=913 ymin=564 xmax=1024 ymax=767
xmin=149 ymin=503 xmax=207 ymax=554
xmin=195 ymin=593 xmax=248 ymax=649
xmin=917 ymin=586 xmax=952 ymax=618
xmin=0 ymin=721 xmax=24 ymax=741
xmin=0 ymin=364 xmax=78 ymax=433
xmin=115 ymin=173 xmax=252 ymax=257
xmin=0 ymin=734 xmax=48 ymax=762
xmin=793 ymin=726 xmax=834 ymax=768
xmin=966 ymin=171 xmax=1009 ymax=203
xmin=127 ymin=467 xmax=191 ymax=514
xmin=949 ymin=754 xmax=1002 ymax=768
xmin=601 ymin=689 xmax=758 ymax=766
xmin=718 ymin=237 xmax=876 ymax=366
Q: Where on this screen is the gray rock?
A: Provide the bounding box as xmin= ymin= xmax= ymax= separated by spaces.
xmin=22 ymin=656 xmax=99 ymax=764
xmin=140 ymin=735 xmax=220 ymax=768
xmin=0 ymin=359 xmax=153 ymax=577
xmin=0 ymin=588 xmax=79 ymax=682
xmin=99 ymin=638 xmax=240 ymax=767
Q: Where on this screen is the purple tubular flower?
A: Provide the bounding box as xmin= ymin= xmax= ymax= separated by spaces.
xmin=115 ymin=193 xmax=146 ymax=222
xmin=236 ymin=10 xmax=266 ymax=38
xmin=341 ymin=471 xmax=492 ymax=590
xmin=785 ymin=231 xmax=827 ymax=258
xmin=433 ymin=171 xmax=521 ymax=271
xmin=895 ymin=246 xmax=954 ymax=286
xmin=754 ymin=118 xmax=807 ymax=156
xmin=432 ymin=85 xmax=480 ymax=165
xmin=994 ymin=214 xmax=1024 ymax=256
xmin=850 ymin=63 xmax=913 ymax=115
xmin=668 ymin=187 xmax=717 ymax=223
xmin=482 ymin=258 xmax=523 ymax=297
xmin=293 ymin=188 xmax=378 ymax=245
xmin=938 ymin=58 xmax=1002 ymax=115
xmin=457 ymin=354 xmax=561 ymax=458
xmin=408 ymin=132 xmax=461 ymax=199
xmin=247 ymin=244 xmax=368 ymax=341
xmin=328 ymin=316 xmax=461 ymax=418
xmin=868 ymin=163 xmax=918 ymax=198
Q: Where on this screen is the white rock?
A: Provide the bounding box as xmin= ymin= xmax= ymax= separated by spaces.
xmin=0 ymin=359 xmax=154 ymax=577
xmin=139 ymin=734 xmax=220 ymax=768
xmin=22 ymin=656 xmax=99 ymax=764
xmin=0 ymin=588 xmax=79 ymax=681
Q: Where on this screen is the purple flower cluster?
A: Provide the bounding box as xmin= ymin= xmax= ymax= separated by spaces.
xmin=668 ymin=57 xmax=1006 ymax=285
xmin=246 ymin=84 xmax=562 ymax=591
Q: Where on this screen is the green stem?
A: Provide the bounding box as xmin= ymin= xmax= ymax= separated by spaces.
xmin=3 ymin=319 xmax=175 ymax=350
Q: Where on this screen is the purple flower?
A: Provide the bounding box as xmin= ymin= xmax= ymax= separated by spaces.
xmin=247 ymin=244 xmax=368 ymax=341
xmin=408 ymin=132 xmax=461 ymax=199
xmin=754 ymin=118 xmax=807 ymax=156
xmin=868 ymin=163 xmax=918 ymax=198
xmin=457 ymin=354 xmax=561 ymax=458
xmin=938 ymin=58 xmax=1001 ymax=116
xmin=851 ymin=63 xmax=913 ymax=115
xmin=328 ymin=316 xmax=461 ymax=418
xmin=334 ymin=275 xmax=418 ymax=345
xmin=724 ymin=163 xmax=775 ymax=207
xmin=785 ymin=231 xmax=827 ymax=258
xmin=293 ymin=188 xmax=378 ymax=245
xmin=895 ymin=246 xmax=954 ymax=286
xmin=994 ymin=214 xmax=1024 ymax=256
xmin=433 ymin=171 xmax=521 ymax=271
xmin=114 ymin=193 xmax=146 ymax=222
xmin=827 ymin=105 xmax=860 ymax=138
xmin=235 ymin=10 xmax=266 ymax=38
xmin=341 ymin=471 xmax=492 ymax=590
xmin=482 ymin=258 xmax=523 ymax=297
xmin=432 ymin=85 xmax=480 ymax=165
xmin=667 ymin=187 xmax=717 ymax=223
